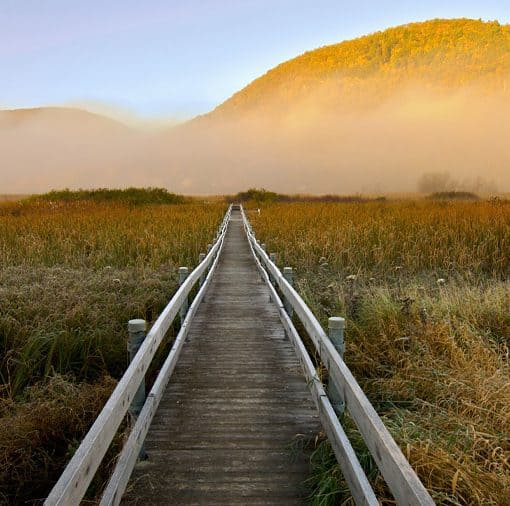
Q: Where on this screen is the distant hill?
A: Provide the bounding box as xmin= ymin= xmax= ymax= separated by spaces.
xmin=212 ymin=18 xmax=510 ymax=117
xmin=2 ymin=19 xmax=510 ymax=194
xmin=174 ymin=19 xmax=510 ymax=194
xmin=0 ymin=107 xmax=127 ymax=132
xmin=0 ymin=107 xmax=145 ymax=193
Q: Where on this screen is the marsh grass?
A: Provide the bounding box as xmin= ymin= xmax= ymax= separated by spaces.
xmin=0 ymin=375 xmax=116 ymax=504
xmin=253 ymin=201 xmax=510 ymax=505
xmin=0 ymin=265 xmax=178 ymax=397
xmin=0 ymin=199 xmax=225 ymax=503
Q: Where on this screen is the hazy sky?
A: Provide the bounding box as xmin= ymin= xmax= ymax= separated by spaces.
xmin=2 ymin=0 xmax=509 ymax=119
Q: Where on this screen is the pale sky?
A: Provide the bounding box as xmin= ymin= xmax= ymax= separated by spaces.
xmin=1 ymin=0 xmax=509 ymax=119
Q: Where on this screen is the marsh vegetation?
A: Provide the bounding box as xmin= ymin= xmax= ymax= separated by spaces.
xmin=252 ymin=200 xmax=510 ymax=505
xmin=0 ymin=193 xmax=225 ymax=503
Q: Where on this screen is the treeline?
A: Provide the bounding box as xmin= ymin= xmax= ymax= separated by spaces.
xmin=427 ymin=191 xmax=479 ymax=201
xmin=218 ymin=18 xmax=510 ymax=115
xmin=30 ymin=188 xmax=186 ymax=205
xmin=19 ymin=187 xmax=498 ymax=208
xmin=417 ymin=171 xmax=497 ymax=195
xmin=226 ymin=188 xmax=385 ymax=203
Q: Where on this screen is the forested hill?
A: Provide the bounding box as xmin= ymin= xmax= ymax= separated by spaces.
xmin=212 ymin=19 xmax=510 ymax=116
xmin=3 ymin=18 xmax=510 ymax=194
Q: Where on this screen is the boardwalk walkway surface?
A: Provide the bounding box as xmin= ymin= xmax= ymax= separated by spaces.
xmin=123 ymin=209 xmax=321 ymax=505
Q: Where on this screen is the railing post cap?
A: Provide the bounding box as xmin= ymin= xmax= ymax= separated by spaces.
xmin=179 ymin=266 xmax=189 ymax=273
xmin=283 ymin=266 xmax=293 ymax=273
xmin=128 ymin=319 xmax=147 ymax=332
xmin=328 ymin=316 xmax=346 ymax=329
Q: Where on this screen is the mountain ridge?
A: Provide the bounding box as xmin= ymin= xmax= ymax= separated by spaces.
xmin=210 ymin=18 xmax=510 ymax=117
xmin=0 ymin=105 xmax=128 ymax=125
xmin=2 ymin=18 xmax=510 ymax=194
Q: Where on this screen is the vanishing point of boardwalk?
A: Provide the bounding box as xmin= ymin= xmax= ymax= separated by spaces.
xmin=123 ymin=209 xmax=321 ymax=505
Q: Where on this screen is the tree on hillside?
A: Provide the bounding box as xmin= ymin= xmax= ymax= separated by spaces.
xmin=417 ymin=172 xmax=498 ymax=194
xmin=417 ymin=172 xmax=455 ymax=193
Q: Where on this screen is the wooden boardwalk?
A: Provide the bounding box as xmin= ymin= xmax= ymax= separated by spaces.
xmin=45 ymin=206 xmax=434 ymax=506
xmin=123 ymin=209 xmax=321 ymax=505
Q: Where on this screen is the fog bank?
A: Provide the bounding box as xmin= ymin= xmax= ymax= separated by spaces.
xmin=1 ymin=85 xmax=510 ymax=194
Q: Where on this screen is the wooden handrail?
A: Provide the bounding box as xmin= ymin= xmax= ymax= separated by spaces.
xmin=45 ymin=205 xmax=232 ymax=506
xmin=99 ymin=224 xmax=227 ymax=505
xmin=246 ymin=226 xmax=378 ymax=506
xmin=241 ymin=206 xmax=434 ymax=506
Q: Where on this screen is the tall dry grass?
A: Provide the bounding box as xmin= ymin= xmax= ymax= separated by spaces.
xmin=0 ymin=200 xmax=220 ymax=268
xmin=0 ymin=199 xmax=225 ymax=504
xmin=252 ymin=200 xmax=510 ymax=505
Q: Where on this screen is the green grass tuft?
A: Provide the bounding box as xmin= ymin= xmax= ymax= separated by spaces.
xmin=30 ymin=187 xmax=186 ymax=206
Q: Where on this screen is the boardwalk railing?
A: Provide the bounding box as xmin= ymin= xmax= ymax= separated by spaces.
xmin=45 ymin=205 xmax=232 ymax=506
xmin=241 ymin=206 xmax=435 ymax=506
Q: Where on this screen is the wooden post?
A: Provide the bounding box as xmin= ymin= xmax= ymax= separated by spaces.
xmin=205 ymin=245 xmax=213 ymax=290
xmin=257 ymin=244 xmax=266 ymax=280
xmin=198 ymin=253 xmax=206 ymax=287
xmin=283 ymin=267 xmax=294 ymax=317
xmin=179 ymin=267 xmax=189 ymax=324
xmin=328 ymin=317 xmax=346 ymax=417
xmin=269 ymin=253 xmax=277 ymax=285
xmin=127 ymin=319 xmax=148 ymax=459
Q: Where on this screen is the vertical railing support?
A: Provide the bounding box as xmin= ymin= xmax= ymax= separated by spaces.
xmin=198 ymin=253 xmax=206 ymax=287
xmin=179 ymin=267 xmax=189 ymax=324
xmin=207 ymin=243 xmax=212 ymax=253
xmin=127 ymin=318 xmax=148 ymax=459
xmin=283 ymin=267 xmax=294 ymax=317
xmin=269 ymin=253 xmax=277 ymax=285
xmin=328 ymin=316 xmax=346 ymax=417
